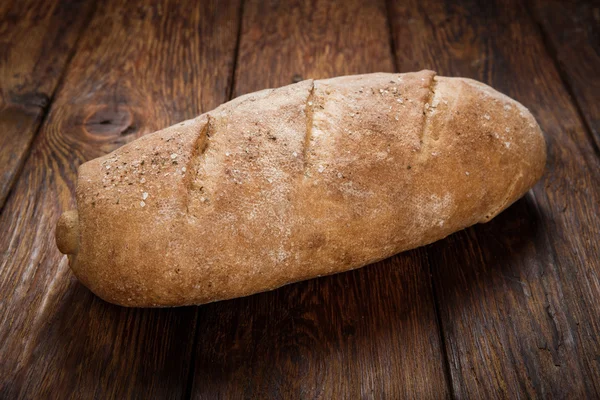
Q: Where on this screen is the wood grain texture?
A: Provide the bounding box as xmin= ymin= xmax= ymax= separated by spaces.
xmin=190 ymin=0 xmax=451 ymax=398
xmin=389 ymin=0 xmax=600 ymax=397
xmin=2 ymin=1 xmax=598 ymax=398
xmin=0 ymin=0 xmax=240 ymax=398
xmin=0 ymin=0 xmax=94 ymax=210
xmin=529 ymin=0 xmax=600 ymax=151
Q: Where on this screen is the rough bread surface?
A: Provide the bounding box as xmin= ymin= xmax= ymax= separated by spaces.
xmin=56 ymin=70 xmax=546 ymax=307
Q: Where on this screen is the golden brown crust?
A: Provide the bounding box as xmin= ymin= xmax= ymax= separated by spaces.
xmin=56 ymin=70 xmax=546 ymax=307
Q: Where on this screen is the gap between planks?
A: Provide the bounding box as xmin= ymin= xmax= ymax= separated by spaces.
xmin=0 ymin=2 xmax=98 ymax=213
xmin=523 ymin=0 xmax=600 ymax=160
xmin=183 ymin=1 xmax=247 ymax=399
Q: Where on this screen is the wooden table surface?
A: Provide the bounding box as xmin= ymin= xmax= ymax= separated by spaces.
xmin=1 ymin=0 xmax=599 ymax=398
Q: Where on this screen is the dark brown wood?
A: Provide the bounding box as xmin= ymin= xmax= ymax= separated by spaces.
xmin=0 ymin=1 xmax=240 ymax=398
xmin=189 ymin=1 xmax=451 ymax=398
xmin=529 ymin=0 xmax=600 ymax=150
xmin=0 ymin=0 xmax=95 ymax=210
xmin=2 ymin=1 xmax=599 ymax=397
xmin=388 ymin=0 xmax=600 ymax=398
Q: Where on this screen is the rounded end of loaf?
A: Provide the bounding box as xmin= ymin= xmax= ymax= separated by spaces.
xmin=56 ymin=210 xmax=80 ymax=255
xmin=433 ymin=76 xmax=547 ymax=223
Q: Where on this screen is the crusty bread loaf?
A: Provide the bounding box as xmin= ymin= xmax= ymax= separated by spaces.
xmin=56 ymin=70 xmax=546 ymax=307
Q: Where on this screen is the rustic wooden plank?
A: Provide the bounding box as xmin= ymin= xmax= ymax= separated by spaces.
xmin=529 ymin=0 xmax=600 ymax=151
xmin=389 ymin=0 xmax=600 ymax=397
xmin=0 ymin=0 xmax=95 ymax=210
xmin=190 ymin=1 xmax=451 ymax=398
xmin=0 ymin=1 xmax=240 ymax=398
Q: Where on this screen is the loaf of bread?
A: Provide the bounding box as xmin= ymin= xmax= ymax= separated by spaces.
xmin=56 ymin=70 xmax=546 ymax=307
